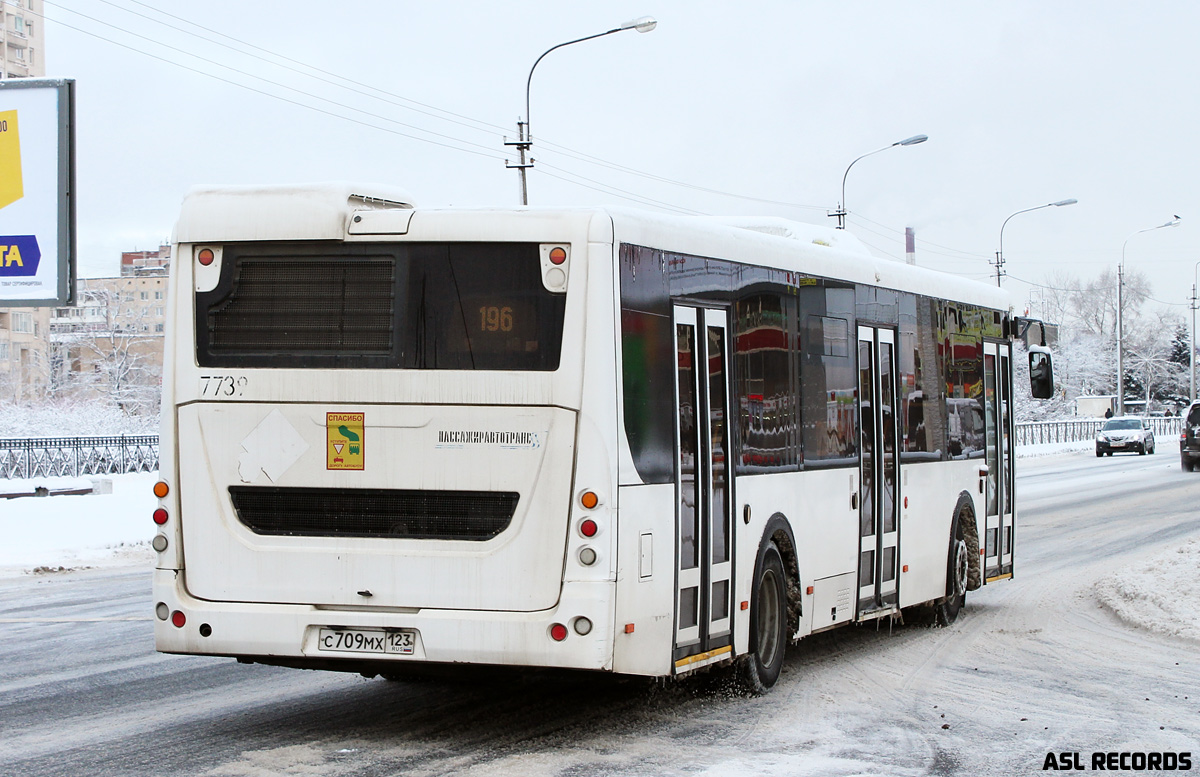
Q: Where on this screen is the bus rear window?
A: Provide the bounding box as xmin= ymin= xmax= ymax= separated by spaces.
xmin=196 ymin=242 xmax=566 ymax=370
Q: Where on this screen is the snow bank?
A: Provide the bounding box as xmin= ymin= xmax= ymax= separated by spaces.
xmin=0 ymin=471 xmax=157 ymax=577
xmin=0 ymin=400 xmax=158 ymax=437
xmin=1096 ymin=539 xmax=1200 ymax=642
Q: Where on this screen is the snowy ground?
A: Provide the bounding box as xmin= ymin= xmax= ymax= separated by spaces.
xmin=0 ymin=472 xmax=156 ymax=577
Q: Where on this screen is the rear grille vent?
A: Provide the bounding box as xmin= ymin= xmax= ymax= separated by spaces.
xmin=228 ymin=486 xmax=519 ymax=541
xmin=207 ymin=258 xmax=396 ymax=355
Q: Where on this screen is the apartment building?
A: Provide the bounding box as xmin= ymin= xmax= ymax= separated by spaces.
xmin=0 ymin=304 xmax=50 ymax=399
xmin=51 ymin=272 xmax=170 ymax=383
xmin=1 ymin=0 xmax=44 ymax=80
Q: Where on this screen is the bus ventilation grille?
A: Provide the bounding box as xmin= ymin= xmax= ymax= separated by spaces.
xmin=228 ymin=486 xmax=519 ymax=541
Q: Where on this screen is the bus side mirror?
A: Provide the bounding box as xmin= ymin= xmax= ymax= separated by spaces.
xmin=1028 ymin=349 xmax=1054 ymax=399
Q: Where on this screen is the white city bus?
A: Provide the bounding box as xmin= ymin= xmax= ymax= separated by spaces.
xmin=153 ymin=183 xmax=1039 ymax=691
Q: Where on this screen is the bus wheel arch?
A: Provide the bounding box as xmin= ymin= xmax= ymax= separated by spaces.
xmin=738 ymin=514 xmax=797 ymax=694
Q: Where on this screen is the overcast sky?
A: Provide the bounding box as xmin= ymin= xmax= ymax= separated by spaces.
xmin=41 ymin=1 xmax=1200 ymax=321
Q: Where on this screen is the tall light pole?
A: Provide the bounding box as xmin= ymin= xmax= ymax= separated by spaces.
xmin=1118 ymin=217 xmax=1181 ymax=415
xmin=830 ymin=134 xmax=928 ymax=230
xmin=994 ymin=199 xmax=1077 ymax=287
xmin=1190 ymin=260 xmax=1200 ymax=403
xmin=505 ymin=16 xmax=657 ymax=205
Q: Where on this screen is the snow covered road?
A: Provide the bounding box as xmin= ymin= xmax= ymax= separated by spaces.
xmin=0 ymin=450 xmax=1197 ymax=776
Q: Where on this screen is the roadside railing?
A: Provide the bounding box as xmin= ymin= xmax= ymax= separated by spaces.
xmin=0 ymin=436 xmax=160 ymax=479
xmin=1015 ymin=417 xmax=1182 ymax=447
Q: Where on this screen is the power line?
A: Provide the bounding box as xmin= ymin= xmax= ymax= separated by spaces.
xmin=37 ymin=8 xmax=508 ymax=161
xmin=84 ymin=0 xmax=512 ymax=139
xmin=41 ymin=1 xmax=508 ymax=159
xmin=535 ymin=163 xmax=706 ymax=215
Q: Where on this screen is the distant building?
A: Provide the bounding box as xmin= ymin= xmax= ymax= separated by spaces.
xmin=0 ymin=305 xmax=51 ymax=400
xmin=0 ymin=243 xmax=172 ymax=402
xmin=121 ymin=244 xmax=172 ymax=277
xmin=50 ymin=273 xmax=170 ymax=387
xmin=1 ymin=0 xmax=45 ymax=80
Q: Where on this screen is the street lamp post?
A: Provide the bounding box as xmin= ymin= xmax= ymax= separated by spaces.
xmin=830 ymin=134 xmax=928 ymax=230
xmin=1118 ymin=217 xmax=1181 ymax=415
xmin=1190 ymin=260 xmax=1200 ymax=403
xmin=505 ymin=16 xmax=657 ymax=205
xmin=994 ymin=199 xmax=1078 ymax=287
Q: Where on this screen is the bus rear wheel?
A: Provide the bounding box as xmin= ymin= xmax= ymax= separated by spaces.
xmin=738 ymin=541 xmax=787 ymax=694
xmin=935 ymin=532 xmax=969 ymax=626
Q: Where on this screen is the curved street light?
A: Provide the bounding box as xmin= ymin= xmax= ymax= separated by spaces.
xmin=506 ymin=17 xmax=657 ymax=205
xmin=831 ymin=134 xmax=928 ymax=230
xmin=993 ymin=198 xmax=1077 ymax=287
xmin=1118 ymin=216 xmax=1181 ymax=414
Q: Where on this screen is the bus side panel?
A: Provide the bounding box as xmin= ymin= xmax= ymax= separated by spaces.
xmin=612 ymin=483 xmax=676 ymax=676
xmin=736 ymin=468 xmax=859 ymax=644
xmin=897 ymin=459 xmax=980 ymax=609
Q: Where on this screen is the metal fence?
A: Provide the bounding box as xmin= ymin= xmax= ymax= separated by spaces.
xmin=1015 ymin=416 xmax=1182 ymax=447
xmin=0 ymin=436 xmax=160 ymax=480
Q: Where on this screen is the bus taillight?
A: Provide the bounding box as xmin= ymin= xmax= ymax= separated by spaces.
xmin=550 ymin=623 xmax=568 ymax=642
xmin=580 ymin=519 xmax=598 ymax=538
xmin=171 ymin=610 xmax=186 ymax=628
xmin=153 ymin=508 xmax=168 ymax=525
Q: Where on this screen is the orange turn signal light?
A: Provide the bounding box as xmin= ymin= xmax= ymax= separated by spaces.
xmin=153 ymin=481 xmax=169 ymax=498
xmin=197 ymin=248 xmax=215 ymax=266
xmin=580 ymin=491 xmax=599 ymax=509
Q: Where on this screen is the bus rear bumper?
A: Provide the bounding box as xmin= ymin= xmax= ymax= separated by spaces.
xmin=152 ymin=568 xmax=617 ymax=673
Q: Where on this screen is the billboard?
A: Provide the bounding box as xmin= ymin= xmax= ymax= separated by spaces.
xmin=0 ymin=78 xmax=75 ymax=306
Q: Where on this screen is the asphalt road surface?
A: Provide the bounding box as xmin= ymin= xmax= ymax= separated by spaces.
xmin=2 ymin=449 xmax=1198 ymax=776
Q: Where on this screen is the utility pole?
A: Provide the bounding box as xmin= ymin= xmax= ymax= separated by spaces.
xmin=504 ymin=121 xmax=532 ymax=206
xmin=1191 ymin=281 xmax=1197 ymax=404
xmin=1117 ymin=262 xmax=1124 ymax=415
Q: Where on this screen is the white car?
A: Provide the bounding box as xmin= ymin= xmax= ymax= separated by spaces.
xmin=1095 ymin=416 xmax=1155 ymax=457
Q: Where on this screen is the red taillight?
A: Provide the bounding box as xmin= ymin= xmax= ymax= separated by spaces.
xmin=153 ymin=508 xmax=168 ymax=525
xmin=580 ymin=519 xmax=598 ymax=538
xmin=171 ymin=610 xmax=186 ymax=628
xmin=197 ymin=248 xmax=215 ymax=266
xmin=550 ymin=623 xmax=568 ymax=641
xmin=549 ymin=247 xmax=567 ymax=265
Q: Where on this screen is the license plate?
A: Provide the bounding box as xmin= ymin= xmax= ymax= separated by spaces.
xmin=1111 ymin=442 xmax=1125 ymax=447
xmin=317 ymin=628 xmax=416 ymax=655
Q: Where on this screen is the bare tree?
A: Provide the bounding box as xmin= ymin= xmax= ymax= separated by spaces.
xmin=52 ymin=286 xmax=161 ymax=418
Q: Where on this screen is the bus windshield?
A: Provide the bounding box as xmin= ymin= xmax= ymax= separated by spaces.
xmin=196 ymin=241 xmax=566 ymax=371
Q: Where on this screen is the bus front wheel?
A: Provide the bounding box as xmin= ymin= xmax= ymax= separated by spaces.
xmin=738 ymin=541 xmax=787 ymax=694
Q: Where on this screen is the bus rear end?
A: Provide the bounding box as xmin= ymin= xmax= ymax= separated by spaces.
xmin=153 ymin=185 xmax=620 ymax=675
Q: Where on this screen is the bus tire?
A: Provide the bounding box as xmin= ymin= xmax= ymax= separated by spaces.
xmin=738 ymin=541 xmax=787 ymax=694
xmin=935 ymin=520 xmax=969 ymax=626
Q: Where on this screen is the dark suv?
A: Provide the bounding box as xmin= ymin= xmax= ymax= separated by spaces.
xmin=1181 ymin=402 xmax=1200 ymax=471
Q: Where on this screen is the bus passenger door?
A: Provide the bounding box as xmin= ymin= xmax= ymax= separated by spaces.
xmin=857 ymin=326 xmax=900 ymax=617
xmin=983 ymin=341 xmax=1015 ymax=581
xmin=672 ymin=306 xmax=735 ymax=669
